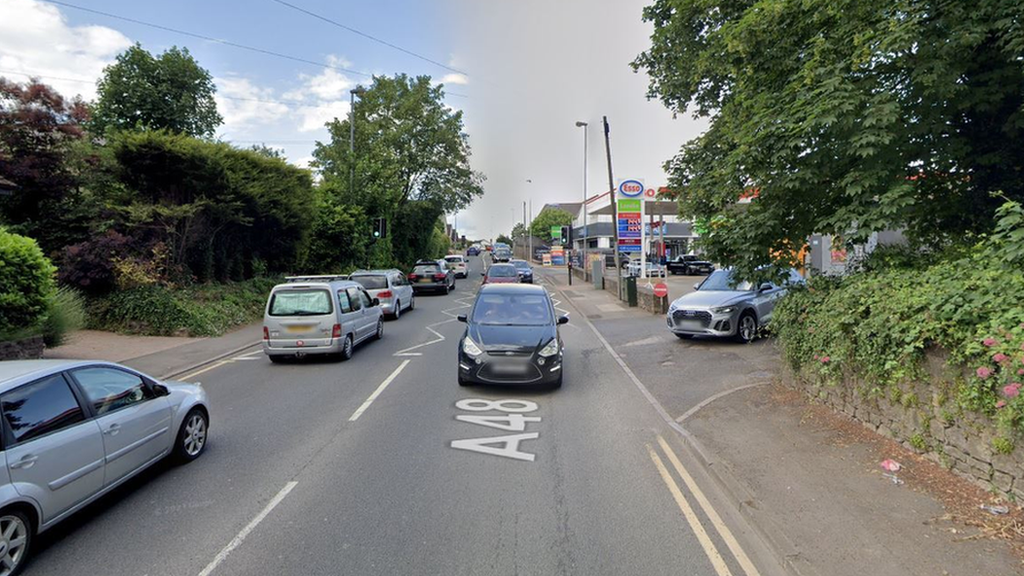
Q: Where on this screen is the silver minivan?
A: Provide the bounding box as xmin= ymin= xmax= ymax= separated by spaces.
xmin=0 ymin=360 xmax=210 ymax=575
xmin=349 ymin=269 xmax=415 ymax=320
xmin=263 ymin=276 xmax=384 ymax=362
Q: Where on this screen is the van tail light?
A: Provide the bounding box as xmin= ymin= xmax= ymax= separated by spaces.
xmin=378 ymin=290 xmax=393 ymax=298
xmin=433 ymin=273 xmax=446 ymax=280
xmin=332 ymin=324 xmax=342 ymax=338
xmin=408 ymin=274 xmax=418 ymax=281
xmin=263 ymin=326 xmax=269 ymax=340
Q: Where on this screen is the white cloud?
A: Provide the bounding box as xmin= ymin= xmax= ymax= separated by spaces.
xmin=296 ymin=100 xmax=350 ymax=132
xmin=280 ymin=55 xmax=357 ymax=132
xmin=440 ymin=73 xmax=469 ymax=85
xmin=215 ymin=75 xmax=289 ymax=132
xmin=0 ymin=0 xmax=131 ymax=100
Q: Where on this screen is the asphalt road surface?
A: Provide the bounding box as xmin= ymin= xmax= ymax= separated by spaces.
xmin=22 ymin=256 xmax=779 ymax=576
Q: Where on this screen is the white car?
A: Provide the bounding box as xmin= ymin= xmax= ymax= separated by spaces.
xmin=445 ymin=255 xmax=469 ymax=278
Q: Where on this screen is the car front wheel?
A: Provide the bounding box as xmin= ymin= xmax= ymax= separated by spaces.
xmin=735 ymin=312 xmax=757 ymax=343
xmin=174 ymin=408 xmax=208 ymax=463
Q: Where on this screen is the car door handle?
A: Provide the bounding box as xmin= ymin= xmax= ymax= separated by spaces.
xmin=104 ymin=423 xmax=121 ymax=436
xmin=10 ymin=455 xmax=38 ymax=469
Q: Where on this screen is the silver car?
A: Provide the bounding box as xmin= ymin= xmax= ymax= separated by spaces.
xmin=666 ymin=268 xmax=804 ymax=342
xmin=0 ymin=360 xmax=210 ymax=574
xmin=350 ymin=270 xmax=415 ymax=320
xmin=263 ymin=277 xmax=385 ymax=362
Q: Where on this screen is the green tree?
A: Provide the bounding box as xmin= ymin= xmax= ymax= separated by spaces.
xmin=0 ymin=228 xmax=56 ymax=336
xmin=313 ymin=74 xmax=484 ymax=251
xmin=529 ymin=207 xmax=573 ymax=239
xmin=634 ymin=0 xmax=1024 ymax=280
xmin=92 ymin=44 xmax=222 ymax=138
xmin=496 ymin=234 xmax=513 ymax=246
xmin=511 ymin=222 xmax=526 ymax=241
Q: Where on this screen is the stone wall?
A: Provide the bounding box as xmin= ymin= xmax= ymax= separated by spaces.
xmin=0 ymin=336 xmax=45 ymax=360
xmin=792 ymin=350 xmax=1024 ymax=502
xmin=638 ymin=284 xmax=669 ymax=315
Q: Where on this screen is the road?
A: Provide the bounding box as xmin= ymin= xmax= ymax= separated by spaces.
xmin=22 ymin=256 xmax=779 ymax=576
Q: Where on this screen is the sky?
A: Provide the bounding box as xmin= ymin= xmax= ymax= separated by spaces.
xmin=0 ymin=0 xmax=708 ymax=241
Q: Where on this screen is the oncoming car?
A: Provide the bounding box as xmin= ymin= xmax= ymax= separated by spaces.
xmin=0 ymin=360 xmax=210 ymax=575
xmin=456 ymin=284 xmax=568 ymax=389
xmin=666 ymin=268 xmax=804 ymax=343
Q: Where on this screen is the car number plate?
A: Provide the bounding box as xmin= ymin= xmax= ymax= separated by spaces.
xmin=677 ymin=320 xmax=703 ymax=331
xmin=491 ymin=362 xmax=528 ymax=374
xmin=420 ymin=278 xmax=432 ymax=283
xmin=286 ymin=324 xmax=314 ymax=333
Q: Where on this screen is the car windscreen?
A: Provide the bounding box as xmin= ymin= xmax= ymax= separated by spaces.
xmin=269 ymin=289 xmax=333 ymax=316
xmin=512 ymin=261 xmax=530 ymax=270
xmin=698 ymin=270 xmax=753 ymax=291
xmin=351 ymin=275 xmax=387 ymax=290
xmin=445 ymin=257 xmax=464 ymax=263
xmin=488 ymin=265 xmax=518 ymax=278
xmin=413 ymin=265 xmax=441 ymax=275
xmin=472 ymin=293 xmax=553 ymax=325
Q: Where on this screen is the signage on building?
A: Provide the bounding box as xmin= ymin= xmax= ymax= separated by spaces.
xmin=550 ymin=245 xmax=565 ymax=266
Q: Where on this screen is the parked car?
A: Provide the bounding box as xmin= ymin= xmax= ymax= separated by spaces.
xmin=409 ymin=260 xmax=455 ymax=294
xmin=665 ymin=268 xmax=804 ymax=343
xmin=444 ymin=255 xmax=469 ymax=278
xmin=466 ymin=246 xmax=481 ymax=257
xmin=624 ymin=260 xmax=666 ymax=277
xmin=510 ymin=259 xmax=534 ymax=283
xmin=482 ymin=263 xmax=520 ymax=284
xmin=493 ymin=247 xmax=512 ymax=262
xmin=350 ymin=269 xmax=415 ymax=320
xmin=599 ymin=250 xmax=634 ymax=269
xmin=263 ymin=276 xmax=384 ymax=362
xmin=456 ymin=284 xmax=568 ymax=388
xmin=0 ymin=359 xmax=211 ymax=574
xmin=667 ymin=254 xmax=715 ymax=276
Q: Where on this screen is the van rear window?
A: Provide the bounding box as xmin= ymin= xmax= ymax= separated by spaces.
xmin=269 ymin=289 xmax=332 ymax=316
xmin=351 ymin=275 xmax=387 ymax=290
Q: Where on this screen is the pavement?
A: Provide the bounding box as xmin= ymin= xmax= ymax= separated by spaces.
xmin=24 ymin=257 xmax=1021 ymax=576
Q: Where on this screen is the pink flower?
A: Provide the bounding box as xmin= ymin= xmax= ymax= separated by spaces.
xmin=996 ymin=400 xmax=1007 ymax=409
xmin=1018 ymin=368 xmax=1024 ymax=376
xmin=821 ymin=356 xmax=831 ymax=363
xmin=994 ymin=353 xmax=1009 ymax=363
xmin=813 ymin=354 xmax=819 ymax=360
xmin=977 ymin=366 xmax=993 ymax=379
xmin=984 ymin=337 xmax=998 ymax=347
xmin=1003 ymin=384 xmax=1021 ymax=398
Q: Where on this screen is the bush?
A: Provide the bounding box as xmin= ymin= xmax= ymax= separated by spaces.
xmin=773 ymin=203 xmax=1024 ymax=436
xmin=88 ymin=277 xmax=279 ymax=337
xmin=58 ymin=230 xmax=135 ymax=295
xmin=42 ymin=286 xmax=86 ymax=347
xmin=0 ymin=228 xmax=56 ymax=335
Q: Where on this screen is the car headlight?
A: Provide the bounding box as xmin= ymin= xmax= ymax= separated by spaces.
xmin=711 ymin=306 xmax=737 ymax=314
xmin=463 ymin=336 xmax=483 ymax=357
xmin=538 ymin=339 xmax=560 ymax=357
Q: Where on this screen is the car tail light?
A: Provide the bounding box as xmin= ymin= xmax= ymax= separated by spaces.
xmin=408 ymin=274 xmax=418 ymax=280
xmin=263 ymin=326 xmax=269 ymax=340
xmin=378 ymin=290 xmax=393 ymax=298
xmin=332 ymin=324 xmax=342 ymax=338
xmin=434 ymin=273 xmax=446 ymax=280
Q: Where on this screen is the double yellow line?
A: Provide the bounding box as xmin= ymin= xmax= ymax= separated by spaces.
xmin=647 ymin=435 xmax=760 ymax=576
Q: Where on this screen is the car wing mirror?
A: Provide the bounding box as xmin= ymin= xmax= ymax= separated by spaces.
xmin=481 ymin=271 xmax=486 ymax=276
xmin=557 ymin=315 xmax=569 ymax=325
xmin=457 ymin=314 xmax=468 ymax=323
xmin=758 ymin=283 xmax=773 ymax=292
xmin=693 ymin=283 xmax=701 ymax=291
xmin=152 ymin=383 xmax=170 ymax=397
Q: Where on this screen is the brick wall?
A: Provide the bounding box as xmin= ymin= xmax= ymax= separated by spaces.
xmin=0 ymin=336 xmax=45 ymax=360
xmin=790 ymin=349 xmax=1024 ymax=502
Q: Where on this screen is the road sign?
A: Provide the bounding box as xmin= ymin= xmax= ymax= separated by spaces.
xmin=617 ymin=179 xmax=644 ymax=198
xmin=653 ymin=283 xmax=668 ymax=298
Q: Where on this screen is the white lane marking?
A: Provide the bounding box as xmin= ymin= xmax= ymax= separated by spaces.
xmin=394 ymin=352 xmax=423 ymax=357
xmin=231 ymin=357 xmax=261 ymax=361
xmin=675 ymin=383 xmax=766 ymax=423
xmin=196 ymin=481 xmax=298 ymax=576
xmin=348 ymin=360 xmax=411 ymax=421
xmin=658 ymin=436 xmax=761 ymax=576
xmin=392 ymin=321 xmax=453 ymax=355
xmin=647 ymin=445 xmax=733 ymax=576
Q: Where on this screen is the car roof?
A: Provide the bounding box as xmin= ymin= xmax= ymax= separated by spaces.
xmin=350 ymin=269 xmax=399 ymax=276
xmin=479 ymin=283 xmax=547 ymax=294
xmin=272 ymin=279 xmax=360 ymax=291
xmin=0 ymin=359 xmax=128 ymax=391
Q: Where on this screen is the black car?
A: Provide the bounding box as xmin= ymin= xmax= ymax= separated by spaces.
xmin=510 ymin=259 xmax=534 ymax=283
xmin=457 ymin=284 xmax=568 ymax=389
xmin=667 ymin=254 xmax=715 ymax=275
xmin=408 ymin=260 xmax=455 ymax=294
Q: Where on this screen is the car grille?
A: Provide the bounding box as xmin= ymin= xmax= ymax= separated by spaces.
xmin=671 ymin=309 xmax=712 ymax=327
xmin=478 ymin=362 xmax=543 ymax=383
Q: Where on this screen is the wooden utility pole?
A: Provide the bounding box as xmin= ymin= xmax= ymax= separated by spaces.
xmin=604 ymin=116 xmax=620 ymax=297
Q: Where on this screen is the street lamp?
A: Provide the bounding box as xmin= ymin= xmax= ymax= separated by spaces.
xmin=349 ymin=87 xmax=366 ymax=193
xmin=575 ymin=121 xmax=588 ymax=276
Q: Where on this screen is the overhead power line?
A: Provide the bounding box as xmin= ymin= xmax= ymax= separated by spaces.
xmin=42 ymin=0 xmax=371 ymax=78
xmin=269 ymin=0 xmax=468 ymax=77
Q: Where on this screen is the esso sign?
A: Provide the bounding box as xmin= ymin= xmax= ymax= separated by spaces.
xmin=618 ymin=179 xmax=644 ymax=197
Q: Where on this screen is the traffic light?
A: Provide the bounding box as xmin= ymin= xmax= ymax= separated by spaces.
xmin=559 ymin=225 xmax=572 ymax=245
xmin=372 ymin=218 xmax=387 ymax=240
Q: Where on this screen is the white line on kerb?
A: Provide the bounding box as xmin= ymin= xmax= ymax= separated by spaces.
xmin=348 ymin=360 xmax=411 ymax=421
xmin=196 ymin=481 xmax=298 ymax=576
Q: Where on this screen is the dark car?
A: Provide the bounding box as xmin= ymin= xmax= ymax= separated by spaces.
xmin=482 ymin=263 xmax=520 ymax=284
xmin=409 ymin=260 xmax=455 ymax=294
xmin=466 ymin=246 xmax=481 ymax=257
xmin=667 ymin=254 xmax=715 ymax=275
xmin=457 ymin=284 xmax=568 ymax=388
xmin=510 ymin=259 xmax=534 ymax=283
xmin=493 ymin=247 xmax=512 ymax=262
